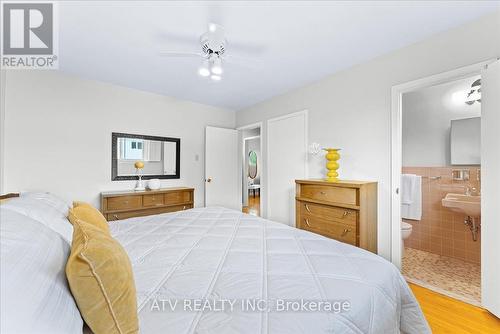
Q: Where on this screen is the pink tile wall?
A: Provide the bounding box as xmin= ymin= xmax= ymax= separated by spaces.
xmin=402 ymin=166 xmax=481 ymax=264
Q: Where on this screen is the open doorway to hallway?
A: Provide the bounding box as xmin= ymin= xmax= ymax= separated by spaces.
xmin=239 ymin=125 xmax=262 ymax=217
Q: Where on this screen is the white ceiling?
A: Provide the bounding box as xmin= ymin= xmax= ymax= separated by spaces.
xmin=59 ymin=1 xmax=499 ymax=110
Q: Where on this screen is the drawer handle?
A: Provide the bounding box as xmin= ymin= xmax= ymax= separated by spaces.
xmin=113 ymin=214 xmax=119 ymax=220
xmin=304 ymin=218 xmax=311 ymax=227
xmin=123 ymin=200 xmax=129 ymax=205
xmin=305 ymin=204 xmax=311 ymax=213
xmin=320 ymin=191 xmax=327 ymax=195
xmin=342 ymin=211 xmax=350 ymax=218
xmin=341 ymin=228 xmax=351 ymax=236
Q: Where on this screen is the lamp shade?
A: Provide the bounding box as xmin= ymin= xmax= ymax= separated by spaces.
xmin=134 ymin=161 xmax=144 ymax=169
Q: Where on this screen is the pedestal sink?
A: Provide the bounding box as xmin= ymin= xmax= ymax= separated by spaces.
xmin=442 ymin=193 xmax=481 ymax=241
xmin=441 ymin=193 xmax=481 ymax=217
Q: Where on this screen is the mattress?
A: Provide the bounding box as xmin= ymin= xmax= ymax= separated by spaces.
xmin=109 ymin=207 xmax=430 ymax=334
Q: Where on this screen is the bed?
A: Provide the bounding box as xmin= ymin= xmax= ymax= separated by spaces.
xmin=1 ymin=194 xmax=430 ymax=334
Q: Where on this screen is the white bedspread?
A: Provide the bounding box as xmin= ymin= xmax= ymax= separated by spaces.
xmin=109 ymin=207 xmax=430 ymax=334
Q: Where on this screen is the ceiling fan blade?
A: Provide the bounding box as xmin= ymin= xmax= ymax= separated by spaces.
xmin=225 ymin=39 xmax=267 ymax=55
xmin=222 ymin=55 xmax=262 ymax=70
xmin=159 ymin=51 xmax=203 ymax=58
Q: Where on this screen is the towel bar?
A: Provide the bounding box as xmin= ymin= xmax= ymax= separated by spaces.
xmin=422 ymin=176 xmax=441 ymax=180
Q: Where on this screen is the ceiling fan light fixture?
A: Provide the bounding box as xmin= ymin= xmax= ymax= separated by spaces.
xmin=210 ymin=74 xmax=221 ymax=81
xmin=208 ymin=23 xmax=218 ymax=32
xmin=210 ymin=57 xmax=223 ymax=75
xmin=198 ymin=60 xmax=210 ymax=77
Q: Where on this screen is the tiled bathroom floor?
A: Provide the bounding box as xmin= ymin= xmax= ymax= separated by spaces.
xmin=402 ymin=247 xmax=481 ymax=305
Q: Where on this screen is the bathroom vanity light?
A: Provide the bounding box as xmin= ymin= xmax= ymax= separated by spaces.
xmin=465 ymin=79 xmax=481 ymax=105
xmin=452 ymin=79 xmax=481 ymax=106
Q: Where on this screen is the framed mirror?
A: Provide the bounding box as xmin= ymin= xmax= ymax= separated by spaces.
xmin=112 ymin=132 xmax=180 ymax=180
xmin=450 ymin=117 xmax=480 ymax=165
xmin=248 ymin=150 xmax=258 ymax=179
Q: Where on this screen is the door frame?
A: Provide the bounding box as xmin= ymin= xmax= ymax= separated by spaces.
xmin=266 ymin=110 xmax=308 ymax=224
xmin=237 ymin=122 xmax=264 ymax=216
xmin=390 ymin=60 xmax=494 ymax=270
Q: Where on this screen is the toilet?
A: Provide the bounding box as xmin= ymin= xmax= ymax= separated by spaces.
xmin=401 ymin=221 xmax=413 ymax=255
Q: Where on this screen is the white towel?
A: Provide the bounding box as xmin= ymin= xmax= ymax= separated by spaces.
xmin=401 ymin=174 xmax=414 ymax=204
xmin=401 ymin=174 xmax=422 ymax=220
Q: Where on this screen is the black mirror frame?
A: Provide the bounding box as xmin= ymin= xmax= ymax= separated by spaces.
xmin=111 ymin=132 xmax=180 ymax=181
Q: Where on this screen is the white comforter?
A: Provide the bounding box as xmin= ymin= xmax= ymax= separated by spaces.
xmin=109 ymin=207 xmax=430 ymax=334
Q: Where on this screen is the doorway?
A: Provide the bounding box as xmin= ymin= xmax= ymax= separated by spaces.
xmin=400 ymin=75 xmax=482 ymax=304
xmin=242 ymin=128 xmax=261 ymax=216
xmin=238 ymin=123 xmax=263 ymax=217
xmin=391 ymin=59 xmax=499 ymax=313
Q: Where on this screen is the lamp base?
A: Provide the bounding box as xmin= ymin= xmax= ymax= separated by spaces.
xmin=323 ymin=148 xmax=341 ymax=183
xmin=135 ymin=178 xmax=145 ymax=191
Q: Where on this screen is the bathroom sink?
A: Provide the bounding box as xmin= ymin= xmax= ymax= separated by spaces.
xmin=441 ymin=193 xmax=481 ymax=217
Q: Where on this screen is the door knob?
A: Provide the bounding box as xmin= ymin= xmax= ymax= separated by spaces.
xmin=206 ymin=177 xmax=212 ymax=183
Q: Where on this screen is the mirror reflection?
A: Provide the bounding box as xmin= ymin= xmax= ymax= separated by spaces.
xmin=112 ymin=133 xmax=180 ymax=180
xmin=248 ymin=151 xmax=258 ymax=179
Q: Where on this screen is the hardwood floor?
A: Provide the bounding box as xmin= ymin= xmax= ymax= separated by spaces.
xmin=242 ymin=195 xmax=260 ymax=216
xmin=410 ymin=283 xmax=500 ymax=333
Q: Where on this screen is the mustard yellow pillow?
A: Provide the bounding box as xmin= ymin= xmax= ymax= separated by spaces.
xmin=68 ymin=202 xmax=109 ymax=233
xmin=66 ymin=219 xmax=138 ymax=334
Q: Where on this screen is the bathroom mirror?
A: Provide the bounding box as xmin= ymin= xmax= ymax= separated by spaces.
xmin=112 ymin=132 xmax=180 ymax=180
xmin=450 ymin=117 xmax=480 ymax=165
xmin=248 ymin=151 xmax=258 ymax=179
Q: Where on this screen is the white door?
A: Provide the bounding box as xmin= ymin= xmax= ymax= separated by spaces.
xmin=267 ymin=111 xmax=307 ymax=226
xmin=481 ymin=60 xmax=500 ymax=317
xmin=205 ymin=126 xmax=240 ymax=210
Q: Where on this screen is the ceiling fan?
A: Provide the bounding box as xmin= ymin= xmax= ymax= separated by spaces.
xmin=159 ymin=23 xmax=260 ymax=81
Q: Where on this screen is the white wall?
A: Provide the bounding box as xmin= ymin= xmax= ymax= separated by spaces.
xmin=0 ymin=70 xmax=6 ymax=193
xmin=402 ymin=75 xmax=481 ymax=166
xmin=3 ymin=70 xmax=235 ymax=207
xmin=236 ymin=11 xmax=500 ymax=260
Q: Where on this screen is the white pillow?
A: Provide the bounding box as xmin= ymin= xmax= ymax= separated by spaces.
xmin=21 ymin=191 xmax=71 ymax=215
xmin=2 ymin=197 xmax=73 ymax=244
xmin=0 ymin=208 xmax=83 ymax=334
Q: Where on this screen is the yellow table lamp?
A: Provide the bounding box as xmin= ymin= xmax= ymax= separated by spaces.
xmin=323 ymin=148 xmax=341 ymax=182
xmin=134 ymin=161 xmax=145 ymax=191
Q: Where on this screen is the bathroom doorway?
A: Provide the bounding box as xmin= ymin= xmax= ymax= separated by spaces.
xmin=389 ymin=60 xmax=500 ymax=307
xmin=392 ymin=59 xmax=500 ymax=316
xmin=238 ymin=124 xmax=262 ymax=217
xmin=399 ymin=74 xmax=482 ymax=304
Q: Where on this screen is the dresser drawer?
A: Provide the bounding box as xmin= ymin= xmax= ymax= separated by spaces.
xmin=143 ymin=194 xmax=164 ymax=207
xmin=299 ymin=215 xmax=357 ymax=246
xmin=107 ymin=204 xmax=193 ymax=221
xmin=164 ymin=191 xmax=191 ymax=205
xmin=106 ymin=195 xmax=142 ymax=211
xmin=300 ymin=202 xmax=357 ymax=225
xmin=300 ymin=185 xmax=357 ymax=205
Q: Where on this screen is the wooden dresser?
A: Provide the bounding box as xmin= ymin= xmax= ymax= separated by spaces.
xmin=295 ymin=179 xmax=377 ymax=253
xmin=101 ymin=187 xmax=194 ymax=221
